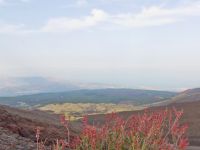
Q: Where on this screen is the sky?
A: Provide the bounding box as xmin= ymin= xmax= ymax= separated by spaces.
xmin=0 ymin=0 xmax=200 ymax=91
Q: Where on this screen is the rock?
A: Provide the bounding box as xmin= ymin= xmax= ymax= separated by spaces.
xmin=0 ymin=127 xmax=37 ymax=150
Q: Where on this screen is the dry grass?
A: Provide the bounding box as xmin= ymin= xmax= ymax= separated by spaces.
xmin=39 ymin=103 xmax=144 ymax=120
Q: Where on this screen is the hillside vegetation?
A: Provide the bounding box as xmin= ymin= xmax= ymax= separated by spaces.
xmin=39 ymin=103 xmax=144 ymax=120
xmin=169 ymin=88 xmax=200 ymax=103
xmin=0 ymin=88 xmax=176 ymax=108
xmin=37 ymin=109 xmax=189 ymax=150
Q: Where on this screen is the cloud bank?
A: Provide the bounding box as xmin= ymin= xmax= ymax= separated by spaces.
xmin=1 ymin=1 xmax=200 ymax=33
xmin=42 ymin=9 xmax=108 ymax=32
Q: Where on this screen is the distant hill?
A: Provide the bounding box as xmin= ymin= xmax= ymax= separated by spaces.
xmin=169 ymin=88 xmax=200 ymax=104
xmin=0 ymin=89 xmax=177 ymax=108
xmin=0 ymin=77 xmax=79 ymax=96
xmin=0 ymin=76 xmax=124 ymax=97
xmin=146 ymin=88 xmax=200 ymax=107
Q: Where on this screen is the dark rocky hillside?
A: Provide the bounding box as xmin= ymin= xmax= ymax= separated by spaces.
xmin=0 ymin=105 xmax=81 ymax=149
xmin=0 ymin=127 xmax=37 ymax=150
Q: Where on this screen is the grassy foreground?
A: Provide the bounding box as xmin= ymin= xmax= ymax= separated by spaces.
xmin=36 ymin=108 xmax=189 ymax=150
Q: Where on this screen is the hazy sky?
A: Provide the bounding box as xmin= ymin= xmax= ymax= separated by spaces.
xmin=0 ymin=0 xmax=200 ymax=90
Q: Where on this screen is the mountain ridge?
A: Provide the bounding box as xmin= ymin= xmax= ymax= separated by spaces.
xmin=0 ymin=88 xmax=177 ymax=108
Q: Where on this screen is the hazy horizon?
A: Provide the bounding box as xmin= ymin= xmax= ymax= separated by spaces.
xmin=1 ymin=0 xmax=200 ymax=91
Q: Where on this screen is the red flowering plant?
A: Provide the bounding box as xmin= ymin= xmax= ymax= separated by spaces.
xmin=36 ymin=108 xmax=189 ymax=150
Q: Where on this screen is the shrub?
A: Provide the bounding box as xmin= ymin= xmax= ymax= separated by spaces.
xmin=36 ymin=108 xmax=189 ymax=150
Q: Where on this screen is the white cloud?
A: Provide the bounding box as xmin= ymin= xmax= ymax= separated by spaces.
xmin=1 ymin=1 xmax=200 ymax=34
xmin=42 ymin=9 xmax=108 ymax=32
xmin=42 ymin=2 xmax=200 ymax=32
xmin=113 ymin=2 xmax=200 ymax=27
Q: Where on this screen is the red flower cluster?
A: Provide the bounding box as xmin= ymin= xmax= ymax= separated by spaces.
xmin=36 ymin=108 xmax=189 ymax=150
